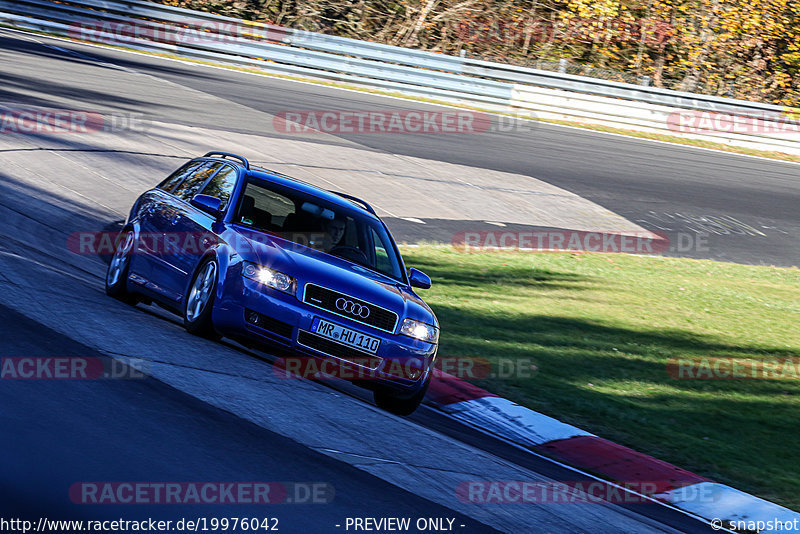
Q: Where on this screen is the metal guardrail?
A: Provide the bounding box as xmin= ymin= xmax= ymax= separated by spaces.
xmin=0 ymin=0 xmax=514 ymax=101
xmin=1 ymin=0 xmax=798 ymax=155
xmin=462 ymin=58 xmax=790 ymax=117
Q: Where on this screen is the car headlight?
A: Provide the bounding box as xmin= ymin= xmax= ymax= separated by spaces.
xmin=242 ymin=262 xmax=295 ymax=295
xmin=400 ymin=318 xmax=439 ymax=343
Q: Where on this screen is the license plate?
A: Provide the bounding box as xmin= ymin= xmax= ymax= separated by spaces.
xmin=310 ymin=317 xmax=381 ymax=354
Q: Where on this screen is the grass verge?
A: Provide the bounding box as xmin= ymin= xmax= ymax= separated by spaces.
xmin=400 ymin=245 xmax=800 ymax=510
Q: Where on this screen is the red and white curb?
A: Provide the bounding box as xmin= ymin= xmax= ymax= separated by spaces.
xmin=426 ymin=371 xmax=800 ymax=532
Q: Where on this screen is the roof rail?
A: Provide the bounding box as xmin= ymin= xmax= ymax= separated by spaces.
xmin=252 ymin=166 xmax=314 ymax=186
xmin=253 ymin=167 xmax=340 ymax=195
xmin=203 ymin=151 xmax=250 ymax=169
xmin=330 ymin=191 xmax=376 ymax=215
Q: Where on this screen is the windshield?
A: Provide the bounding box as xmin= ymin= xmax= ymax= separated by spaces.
xmin=234 ymin=178 xmax=405 ymax=281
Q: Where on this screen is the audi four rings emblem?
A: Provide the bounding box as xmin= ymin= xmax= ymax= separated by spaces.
xmin=336 ymin=298 xmax=370 ymax=318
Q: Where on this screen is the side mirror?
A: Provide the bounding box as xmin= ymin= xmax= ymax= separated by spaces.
xmin=190 ymin=194 xmax=222 ymax=217
xmin=409 ymin=268 xmax=431 ymax=289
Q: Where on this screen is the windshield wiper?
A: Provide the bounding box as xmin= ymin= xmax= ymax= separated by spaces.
xmin=330 ymin=253 xmax=400 ymax=283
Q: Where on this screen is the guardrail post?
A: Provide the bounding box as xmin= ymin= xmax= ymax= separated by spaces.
xmin=558 ymin=58 xmax=567 ymax=73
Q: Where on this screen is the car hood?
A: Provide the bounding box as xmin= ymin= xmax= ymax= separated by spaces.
xmin=232 ymin=226 xmax=436 ymax=326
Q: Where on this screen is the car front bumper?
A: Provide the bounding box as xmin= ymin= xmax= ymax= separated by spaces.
xmin=214 ymin=278 xmax=437 ymax=396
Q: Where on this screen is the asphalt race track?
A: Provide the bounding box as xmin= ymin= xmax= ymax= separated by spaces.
xmin=3 ymin=30 xmax=797 ymax=266
xmin=0 ymin=28 xmax=787 ymax=533
xmin=0 ymin=303 xmax=497 ymax=532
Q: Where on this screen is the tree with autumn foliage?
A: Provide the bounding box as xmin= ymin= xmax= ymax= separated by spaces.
xmin=156 ymin=0 xmax=800 ymax=105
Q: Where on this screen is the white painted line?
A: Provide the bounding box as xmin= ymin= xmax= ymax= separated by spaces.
xmin=42 ymin=43 xmax=138 ymax=73
xmin=440 ymin=396 xmax=593 ymax=446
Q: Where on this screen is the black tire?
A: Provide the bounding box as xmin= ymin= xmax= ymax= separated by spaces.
xmin=374 ymin=373 xmax=431 ymax=416
xmin=183 ymin=257 xmax=221 ymax=340
xmin=105 ymin=230 xmax=137 ymax=304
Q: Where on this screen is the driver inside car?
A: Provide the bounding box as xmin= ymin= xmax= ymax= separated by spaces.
xmin=323 ymin=216 xmax=347 ymax=252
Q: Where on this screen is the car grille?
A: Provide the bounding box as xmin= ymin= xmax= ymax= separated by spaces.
xmin=297 ymin=331 xmax=382 ymax=370
xmin=303 ymin=284 xmax=398 ymax=333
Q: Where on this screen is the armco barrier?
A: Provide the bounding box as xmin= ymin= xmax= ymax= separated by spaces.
xmin=510 ymin=85 xmax=800 ymax=154
xmin=1 ymin=0 xmax=798 ymax=155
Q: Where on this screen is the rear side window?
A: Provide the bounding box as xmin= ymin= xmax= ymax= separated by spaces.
xmin=158 ymin=160 xmax=204 ymax=193
xmin=173 ymin=162 xmax=222 ymax=201
xmin=200 ymin=165 xmax=238 ymax=211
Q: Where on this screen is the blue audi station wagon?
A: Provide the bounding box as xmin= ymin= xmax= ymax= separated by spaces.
xmin=106 ymin=152 xmax=438 ymax=415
